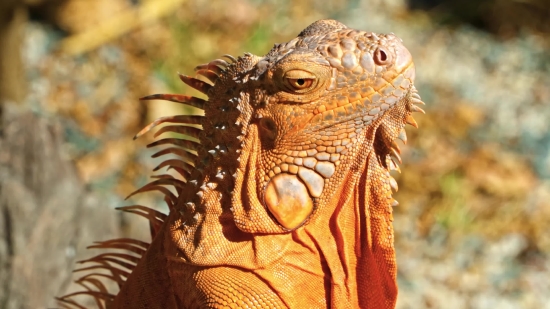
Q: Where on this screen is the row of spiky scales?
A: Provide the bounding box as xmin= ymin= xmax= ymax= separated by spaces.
xmin=56 ymin=55 xmax=238 ymax=308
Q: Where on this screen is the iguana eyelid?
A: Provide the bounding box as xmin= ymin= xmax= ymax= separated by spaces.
xmin=283 ymin=69 xmax=317 ymax=80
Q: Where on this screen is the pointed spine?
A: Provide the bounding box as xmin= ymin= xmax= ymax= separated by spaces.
xmin=151 ymin=147 xmax=196 ymax=165
xmin=147 ymin=138 xmax=200 ymax=153
xmin=179 ymin=74 xmax=213 ymax=94
xmin=134 ymin=115 xmax=203 ymax=140
xmin=140 ymin=94 xmax=206 ymax=109
xmin=153 ymin=125 xmax=202 ymax=139
xmin=195 ymin=69 xmax=219 ymax=83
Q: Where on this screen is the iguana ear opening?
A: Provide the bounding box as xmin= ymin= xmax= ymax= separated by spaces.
xmin=258 ymin=117 xmax=278 ymax=141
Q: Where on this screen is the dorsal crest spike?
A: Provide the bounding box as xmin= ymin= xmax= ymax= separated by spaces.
xmin=147 ymin=138 xmax=200 ymax=153
xmin=116 ymin=205 xmax=167 ymax=236
xmin=153 ymin=125 xmax=202 ymax=139
xmin=125 ymin=183 xmax=178 ymax=208
xmin=77 ymin=256 xmax=135 ymax=276
xmin=168 ymin=166 xmax=191 ymax=180
xmin=222 ymin=54 xmax=237 ymax=63
xmin=151 ymin=147 xmax=196 ymax=164
xmin=135 ymin=115 xmax=203 ymax=140
xmin=153 ymin=159 xmax=193 ymax=176
xmin=207 ymin=58 xmax=230 ymax=68
xmin=80 ymin=252 xmax=141 ymax=266
xmin=57 ymin=290 xmax=115 ymax=306
xmin=195 ymin=69 xmax=219 ymax=83
xmin=179 ymin=74 xmax=213 ymax=95
xmin=73 ymin=265 xmax=130 ymax=280
xmin=139 ymin=94 xmax=206 ymax=110
xmin=194 ymin=63 xmax=225 ymax=76
xmin=87 ymin=238 xmax=149 ymax=253
xmin=151 ymin=174 xmax=176 ymax=180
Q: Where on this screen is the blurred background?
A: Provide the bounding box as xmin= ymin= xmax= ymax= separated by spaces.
xmin=0 ymin=0 xmax=549 ymax=308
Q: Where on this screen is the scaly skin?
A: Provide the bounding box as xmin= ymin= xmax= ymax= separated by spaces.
xmin=58 ymin=19 xmax=424 ymax=309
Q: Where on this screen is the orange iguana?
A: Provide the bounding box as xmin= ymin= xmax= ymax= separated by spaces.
xmin=58 ymin=19 xmax=424 ymax=309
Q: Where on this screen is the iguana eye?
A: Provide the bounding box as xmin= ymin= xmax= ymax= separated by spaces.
xmin=282 ymin=69 xmax=317 ymax=93
xmin=287 ymin=78 xmax=314 ymax=90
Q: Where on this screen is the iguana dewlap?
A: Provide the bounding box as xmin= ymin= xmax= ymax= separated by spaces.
xmin=58 ymin=19 xmax=424 ymax=309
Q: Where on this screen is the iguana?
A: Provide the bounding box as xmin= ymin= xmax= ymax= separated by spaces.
xmin=58 ymin=19 xmax=424 ymax=309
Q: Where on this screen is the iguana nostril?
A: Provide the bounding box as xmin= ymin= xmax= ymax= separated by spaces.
xmin=379 ymin=50 xmax=387 ymax=61
xmin=374 ymin=47 xmax=392 ymax=65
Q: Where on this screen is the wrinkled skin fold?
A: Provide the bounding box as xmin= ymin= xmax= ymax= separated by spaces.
xmin=58 ymin=19 xmax=424 ymax=309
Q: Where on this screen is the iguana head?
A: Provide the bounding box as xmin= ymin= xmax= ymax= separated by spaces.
xmin=137 ymin=18 xmax=422 ymax=252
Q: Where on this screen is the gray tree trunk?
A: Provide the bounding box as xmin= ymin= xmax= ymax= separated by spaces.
xmin=0 ymin=103 xmax=120 ymax=308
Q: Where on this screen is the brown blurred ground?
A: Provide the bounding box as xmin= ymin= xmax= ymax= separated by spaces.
xmin=0 ymin=0 xmax=549 ymax=308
